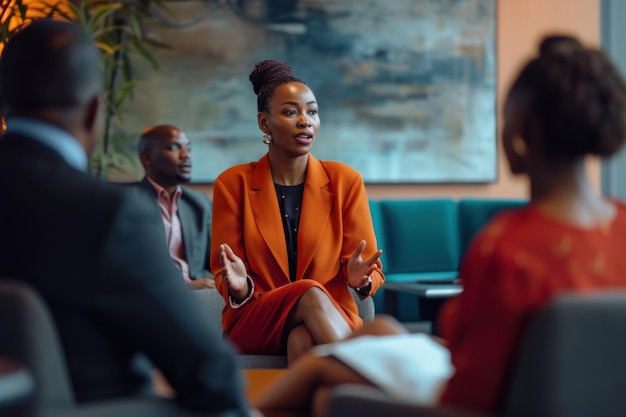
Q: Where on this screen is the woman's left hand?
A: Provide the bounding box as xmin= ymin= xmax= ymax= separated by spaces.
xmin=347 ymin=240 xmax=382 ymax=290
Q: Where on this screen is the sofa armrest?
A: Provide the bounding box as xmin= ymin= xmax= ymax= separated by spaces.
xmin=327 ymin=385 xmax=489 ymax=417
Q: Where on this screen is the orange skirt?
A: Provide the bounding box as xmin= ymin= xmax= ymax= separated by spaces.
xmin=225 ymin=280 xmax=355 ymax=355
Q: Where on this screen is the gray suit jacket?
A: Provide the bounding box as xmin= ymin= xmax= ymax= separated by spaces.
xmin=0 ymin=133 xmax=247 ymax=416
xmin=130 ymin=178 xmax=212 ymax=279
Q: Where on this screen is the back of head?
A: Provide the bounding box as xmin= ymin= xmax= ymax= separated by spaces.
xmin=249 ymin=59 xmax=306 ymax=112
xmin=508 ymin=34 xmax=626 ymax=159
xmin=0 ymin=19 xmax=102 ymax=116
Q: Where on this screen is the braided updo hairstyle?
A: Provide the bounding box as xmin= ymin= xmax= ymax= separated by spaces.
xmin=249 ymin=59 xmax=306 ymax=113
xmin=508 ymin=35 xmax=626 ymax=159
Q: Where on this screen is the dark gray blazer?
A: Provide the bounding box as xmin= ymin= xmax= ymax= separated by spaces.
xmin=0 ymin=133 xmax=248 ymax=416
xmin=128 ymin=177 xmax=212 ymax=279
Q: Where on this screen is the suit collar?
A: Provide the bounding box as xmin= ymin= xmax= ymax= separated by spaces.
xmin=249 ymin=153 xmax=329 ymax=190
xmin=0 ymin=133 xmax=69 ymax=167
xmin=250 ymin=155 xmax=289 ymax=278
xmin=144 ymin=176 xmax=183 ymax=201
xmin=139 ymin=177 xmax=157 ymax=196
xmin=298 ymin=156 xmax=334 ymax=278
xmin=5 ymin=117 xmax=88 ymax=171
xmin=140 ymin=176 xmax=195 ymax=276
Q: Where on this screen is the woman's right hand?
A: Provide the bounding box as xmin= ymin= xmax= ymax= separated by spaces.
xmin=219 ymin=243 xmax=249 ymax=300
xmin=346 ymin=240 xmax=382 ymax=290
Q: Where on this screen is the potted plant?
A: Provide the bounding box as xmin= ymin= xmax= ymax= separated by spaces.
xmin=0 ymin=0 xmax=172 ymax=178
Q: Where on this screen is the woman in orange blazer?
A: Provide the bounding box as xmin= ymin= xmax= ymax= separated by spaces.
xmin=211 ymin=60 xmax=384 ymax=362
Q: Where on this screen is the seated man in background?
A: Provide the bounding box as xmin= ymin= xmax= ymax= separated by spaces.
xmin=132 ymin=124 xmax=214 ymax=290
xmin=0 ymin=20 xmax=250 ymax=416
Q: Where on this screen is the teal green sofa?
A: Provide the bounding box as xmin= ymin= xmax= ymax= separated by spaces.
xmin=370 ymin=198 xmax=527 ymax=321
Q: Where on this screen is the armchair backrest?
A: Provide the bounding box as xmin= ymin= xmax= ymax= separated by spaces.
xmin=503 ymin=291 xmax=626 ymax=417
xmin=379 ymin=199 xmax=459 ymax=275
xmin=0 ymin=279 xmax=75 ymax=408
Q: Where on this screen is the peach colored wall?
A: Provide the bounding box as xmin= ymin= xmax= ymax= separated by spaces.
xmin=189 ymin=0 xmax=601 ymax=200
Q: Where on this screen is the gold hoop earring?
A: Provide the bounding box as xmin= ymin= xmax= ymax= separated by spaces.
xmin=262 ymin=133 xmax=272 ymax=145
xmin=512 ymin=136 xmax=527 ymax=156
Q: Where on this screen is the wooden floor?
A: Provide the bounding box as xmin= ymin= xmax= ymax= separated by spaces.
xmin=153 ymin=368 xmax=307 ymax=416
xmin=244 ymin=369 xmax=286 ymax=402
xmin=244 ymin=369 xmax=308 ymax=417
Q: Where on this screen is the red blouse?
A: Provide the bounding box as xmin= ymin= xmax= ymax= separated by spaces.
xmin=439 ymin=201 xmax=626 ymax=412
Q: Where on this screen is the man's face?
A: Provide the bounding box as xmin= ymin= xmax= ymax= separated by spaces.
xmin=144 ymin=130 xmax=192 ymax=186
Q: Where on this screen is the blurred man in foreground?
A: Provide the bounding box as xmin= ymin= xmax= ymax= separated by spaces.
xmin=0 ymin=19 xmax=250 ymax=416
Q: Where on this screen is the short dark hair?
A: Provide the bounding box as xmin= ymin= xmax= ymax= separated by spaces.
xmin=0 ymin=20 xmax=102 ymax=115
xmin=249 ymin=59 xmax=306 ymax=113
xmin=508 ymin=34 xmax=626 ymax=159
xmin=137 ymin=124 xmax=180 ymax=156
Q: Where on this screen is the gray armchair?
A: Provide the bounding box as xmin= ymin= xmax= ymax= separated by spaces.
xmin=0 ymin=279 xmax=227 ymax=417
xmin=194 ymin=287 xmax=375 ymax=369
xmin=328 ymin=291 xmax=626 ymax=417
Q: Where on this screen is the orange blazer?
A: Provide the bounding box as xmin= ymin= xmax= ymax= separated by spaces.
xmin=211 ymin=153 xmax=384 ymax=331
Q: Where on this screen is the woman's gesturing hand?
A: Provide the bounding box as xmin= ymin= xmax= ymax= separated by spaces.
xmin=347 ymin=240 xmax=382 ymax=291
xmin=219 ymin=243 xmax=250 ymax=300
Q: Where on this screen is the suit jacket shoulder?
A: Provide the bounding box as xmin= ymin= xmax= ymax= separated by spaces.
xmin=310 ymin=157 xmax=363 ymax=191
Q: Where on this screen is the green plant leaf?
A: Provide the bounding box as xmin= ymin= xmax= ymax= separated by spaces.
xmin=0 ymin=0 xmax=211 ymax=178
xmin=90 ymin=3 xmax=123 ymax=25
xmin=127 ymin=10 xmax=143 ymax=40
xmin=95 ymin=41 xmax=116 ymax=56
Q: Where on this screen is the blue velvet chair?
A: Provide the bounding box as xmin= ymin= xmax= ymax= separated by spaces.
xmin=375 ymin=199 xmax=460 ymax=321
xmin=368 ymin=199 xmax=387 ymax=269
xmin=380 ymin=199 xmax=460 ymax=282
xmin=369 ymin=199 xmax=387 ymax=314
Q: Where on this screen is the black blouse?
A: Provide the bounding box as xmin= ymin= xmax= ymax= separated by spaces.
xmin=274 ymin=183 xmax=304 ymax=282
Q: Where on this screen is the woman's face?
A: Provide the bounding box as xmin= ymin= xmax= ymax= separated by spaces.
xmin=259 ymin=82 xmax=320 ymax=158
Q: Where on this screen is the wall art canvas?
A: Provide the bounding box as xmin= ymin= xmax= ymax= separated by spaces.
xmin=125 ymin=0 xmax=497 ymax=183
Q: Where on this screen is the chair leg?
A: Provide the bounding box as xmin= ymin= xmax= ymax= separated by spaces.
xmin=383 ymin=290 xmax=397 ymax=316
xmin=418 ymin=297 xmax=447 ymax=336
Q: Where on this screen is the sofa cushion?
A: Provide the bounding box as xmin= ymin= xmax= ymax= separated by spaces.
xmin=379 ymin=199 xmax=460 ymax=280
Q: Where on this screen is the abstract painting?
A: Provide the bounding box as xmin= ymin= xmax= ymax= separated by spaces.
xmin=126 ymin=0 xmax=497 ymax=183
